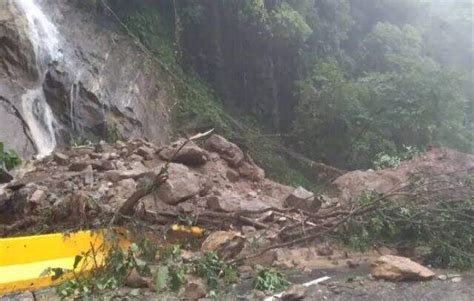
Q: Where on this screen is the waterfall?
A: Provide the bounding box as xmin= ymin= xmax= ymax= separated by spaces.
xmin=13 ymin=0 xmax=63 ymax=157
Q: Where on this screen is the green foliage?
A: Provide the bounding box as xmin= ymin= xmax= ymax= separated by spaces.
xmin=193 ymin=252 xmax=238 ymax=292
xmin=0 ymin=142 xmax=22 ymax=171
xmin=338 ymin=193 xmax=474 ymax=270
xmin=52 ymin=241 xmax=150 ymax=300
xmin=270 ymin=3 xmax=312 ymax=44
xmin=252 ymin=268 xmax=290 ymax=292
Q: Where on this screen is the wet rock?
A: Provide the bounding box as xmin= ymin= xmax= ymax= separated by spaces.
xmin=284 ymin=186 xmax=320 ymax=212
xmin=53 ymin=152 xmax=70 ymax=165
xmin=201 ymin=231 xmax=245 ymax=259
xmin=159 ymin=139 xmax=208 ymax=166
xmin=155 ymin=163 xmax=200 ymax=204
xmin=183 ymin=279 xmax=207 ymax=301
xmin=371 ymin=255 xmax=435 ymax=281
xmin=204 ymin=135 xmax=244 ymax=167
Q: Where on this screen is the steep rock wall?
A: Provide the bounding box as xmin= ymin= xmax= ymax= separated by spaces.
xmin=0 ymin=0 xmax=171 ymax=158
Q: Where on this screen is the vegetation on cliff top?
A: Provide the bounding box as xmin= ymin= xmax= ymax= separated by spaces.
xmin=88 ymin=0 xmax=473 ymax=184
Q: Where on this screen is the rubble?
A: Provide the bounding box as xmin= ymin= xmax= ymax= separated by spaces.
xmin=370 ymin=255 xmax=435 ymax=281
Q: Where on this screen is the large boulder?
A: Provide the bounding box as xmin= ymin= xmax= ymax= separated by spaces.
xmin=371 ymin=255 xmax=435 ymax=281
xmin=155 ymin=163 xmax=201 ymax=205
xmin=159 ymin=139 xmax=207 ymax=166
xmin=284 ymin=186 xmax=321 ymax=212
xmin=204 ymin=135 xmax=244 ymax=167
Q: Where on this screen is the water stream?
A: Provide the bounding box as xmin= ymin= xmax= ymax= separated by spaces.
xmin=13 ymin=0 xmax=63 ymax=157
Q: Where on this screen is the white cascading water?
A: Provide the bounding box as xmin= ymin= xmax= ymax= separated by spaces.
xmin=13 ymin=0 xmax=63 ymax=157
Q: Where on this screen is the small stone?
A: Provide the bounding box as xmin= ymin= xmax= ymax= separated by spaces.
xmin=29 ymin=189 xmax=47 ymax=205
xmin=183 ymin=279 xmax=207 ymax=301
xmin=438 ymin=275 xmax=448 ymax=280
xmin=53 ymin=152 xmax=70 ymax=165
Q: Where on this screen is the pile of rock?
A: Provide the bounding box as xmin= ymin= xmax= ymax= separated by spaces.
xmin=0 ymin=134 xmax=309 ymax=232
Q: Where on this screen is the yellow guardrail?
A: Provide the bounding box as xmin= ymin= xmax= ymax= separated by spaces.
xmin=0 ymin=225 xmax=204 ymax=296
xmin=0 ymin=229 xmax=130 ymax=296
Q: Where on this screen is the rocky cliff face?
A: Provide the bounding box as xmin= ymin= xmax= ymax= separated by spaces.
xmin=0 ymin=0 xmax=171 ymax=158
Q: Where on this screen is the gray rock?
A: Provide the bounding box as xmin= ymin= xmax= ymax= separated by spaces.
xmin=226 ymin=168 xmax=240 ymax=182
xmin=204 ymin=135 xmax=244 ymax=167
xmin=159 ymin=139 xmax=208 ymax=166
xmin=371 ymin=255 xmax=436 ymax=281
xmin=155 ymin=163 xmax=200 ymax=204
xmin=104 ymin=168 xmax=153 ymax=183
xmin=284 ymin=186 xmax=320 ymax=212
xmin=136 ymin=146 xmax=155 ymax=160
xmin=28 ymin=189 xmax=47 ymax=205
xmin=53 ymin=152 xmax=70 ymax=165
xmin=182 ymin=279 xmax=207 ymax=301
xmin=207 ymin=194 xmax=241 ymax=212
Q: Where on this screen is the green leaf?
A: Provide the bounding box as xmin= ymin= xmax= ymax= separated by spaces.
xmin=155 ymin=265 xmax=169 ymax=293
